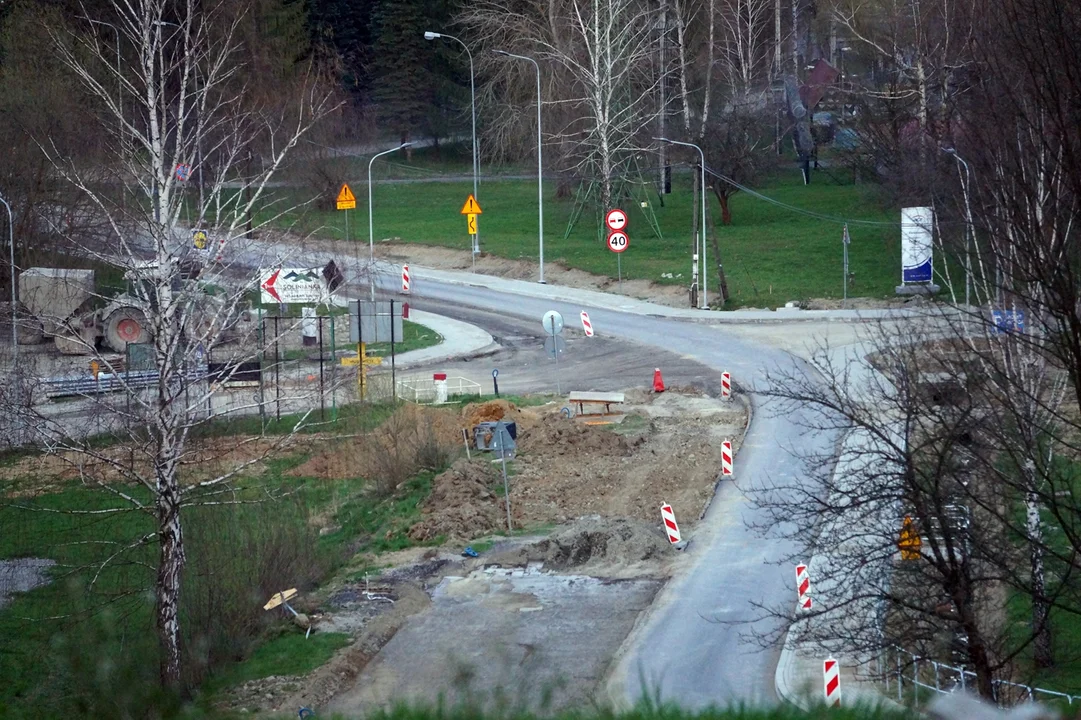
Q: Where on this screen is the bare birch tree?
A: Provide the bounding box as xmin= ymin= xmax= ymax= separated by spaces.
xmin=11 ymin=0 xmax=336 ymax=687
xmin=464 ymin=0 xmax=662 ymax=213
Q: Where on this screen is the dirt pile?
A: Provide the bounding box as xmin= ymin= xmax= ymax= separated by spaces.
xmin=482 ymin=516 xmax=671 ymax=571
xmin=408 ymin=459 xmax=507 ymax=542
xmin=534 ymin=516 xmax=670 ymax=569
xmin=519 ymin=414 xmax=634 ymax=456
xmin=461 ymin=399 xmax=539 ymax=433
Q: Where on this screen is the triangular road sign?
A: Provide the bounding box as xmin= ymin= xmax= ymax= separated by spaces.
xmin=460 ymin=194 xmax=483 ymax=215
xmin=336 ymin=184 xmax=357 ymax=210
xmin=898 ymin=515 xmax=922 ymax=560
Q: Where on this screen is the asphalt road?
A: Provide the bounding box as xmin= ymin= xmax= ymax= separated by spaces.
xmin=212 ymin=238 xmax=836 ymax=709
xmin=403 ymin=301 xmax=731 ymax=397
xmin=399 ymin=276 xmax=835 ymax=709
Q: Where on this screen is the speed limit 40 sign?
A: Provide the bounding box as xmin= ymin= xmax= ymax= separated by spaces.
xmin=607 ymin=230 xmax=629 ymax=253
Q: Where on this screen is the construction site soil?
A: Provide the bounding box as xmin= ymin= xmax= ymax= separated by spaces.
xmin=216 ymin=388 xmax=748 ymax=716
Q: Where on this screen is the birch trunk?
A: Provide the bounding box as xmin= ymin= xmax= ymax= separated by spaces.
xmin=1027 ymin=487 xmax=1053 ymax=667
xmin=155 ymin=471 xmax=185 ymax=687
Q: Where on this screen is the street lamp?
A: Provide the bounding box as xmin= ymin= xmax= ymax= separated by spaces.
xmin=425 ymin=31 xmax=480 ymax=254
xmin=368 ymin=143 xmax=413 ymax=299
xmin=0 ymin=194 xmax=15 ymax=360
xmin=493 ymin=49 xmax=545 ymax=284
xmin=655 ymin=137 xmax=708 ymax=309
xmin=943 ymin=147 xmax=974 ymax=307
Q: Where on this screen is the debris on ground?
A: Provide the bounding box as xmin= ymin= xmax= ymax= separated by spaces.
xmin=484 ymin=516 xmax=670 ymax=572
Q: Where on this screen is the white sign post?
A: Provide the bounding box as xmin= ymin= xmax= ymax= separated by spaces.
xmin=607 ymin=230 xmax=629 ymax=291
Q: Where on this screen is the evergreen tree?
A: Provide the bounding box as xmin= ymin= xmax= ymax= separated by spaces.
xmin=369 ymin=0 xmax=463 ymax=145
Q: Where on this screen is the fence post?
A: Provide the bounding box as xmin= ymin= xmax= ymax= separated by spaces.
xmin=934 ymin=661 xmax=940 ymax=691
xmin=318 ymin=316 xmax=326 ymax=422
xmin=897 ymin=649 xmax=903 ymax=702
xmin=914 ymin=657 xmax=919 ymax=707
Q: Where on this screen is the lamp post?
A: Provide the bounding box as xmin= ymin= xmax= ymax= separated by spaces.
xmin=369 ymin=143 xmax=413 ymax=300
xmin=943 ymin=147 xmax=974 ymax=307
xmin=425 ymin=31 xmax=479 ymax=254
xmin=494 ymin=50 xmax=545 ymax=283
xmin=655 ymin=137 xmax=708 ymax=308
xmin=0 ymin=194 xmax=15 ymax=360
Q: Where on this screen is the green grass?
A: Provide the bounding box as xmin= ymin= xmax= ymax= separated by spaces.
xmin=189 ymin=399 xmax=398 ymax=438
xmin=207 ymin=631 xmax=351 ymax=690
xmin=275 ymin=167 xmax=901 ymax=309
xmin=315 ymin=469 xmax=442 ymax=554
xmin=277 ymin=319 xmax=441 ymax=361
xmin=364 ymin=705 xmax=912 ymax=720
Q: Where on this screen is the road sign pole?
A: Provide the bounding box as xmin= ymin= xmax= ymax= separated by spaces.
xmin=617 ymin=253 xmax=622 ymax=292
xmin=390 ymin=300 xmax=397 ymax=403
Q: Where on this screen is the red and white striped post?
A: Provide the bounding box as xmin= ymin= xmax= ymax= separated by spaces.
xmin=721 ymin=440 xmax=733 ymax=477
xmin=580 ymin=311 xmax=594 ymax=337
xmin=795 ymin=563 xmax=812 ymax=610
xmin=401 ymin=264 xmax=411 ymax=293
xmin=823 ymin=657 xmax=840 ymax=706
xmin=660 ymin=502 xmax=681 ymax=544
xmin=721 ymin=371 xmax=731 ymax=400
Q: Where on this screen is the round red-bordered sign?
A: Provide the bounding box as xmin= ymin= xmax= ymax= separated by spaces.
xmin=607 ymin=231 xmax=629 ymax=253
xmin=605 ymin=208 xmax=628 ymax=231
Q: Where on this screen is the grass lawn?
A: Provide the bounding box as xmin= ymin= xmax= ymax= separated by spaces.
xmin=276 ymin=318 xmax=442 ymax=361
xmin=279 ymin=166 xmax=902 ymax=308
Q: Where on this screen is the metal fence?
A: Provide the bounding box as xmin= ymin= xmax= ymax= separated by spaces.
xmin=881 ymin=645 xmax=1081 ymax=708
xmin=396 ymin=375 xmax=481 ymax=404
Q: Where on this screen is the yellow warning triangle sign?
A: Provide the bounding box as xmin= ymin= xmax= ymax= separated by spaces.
xmin=337 ymin=184 xmax=356 ymax=204
xmin=899 ymin=515 xmax=921 ymax=560
xmin=460 ymin=194 xmax=482 ymax=215
xmin=336 ymin=184 xmax=356 ymax=211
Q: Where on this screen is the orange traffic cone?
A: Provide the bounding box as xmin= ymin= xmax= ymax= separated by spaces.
xmin=652 ymin=368 xmax=666 ymax=393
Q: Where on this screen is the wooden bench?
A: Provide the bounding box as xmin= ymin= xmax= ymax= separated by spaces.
xmin=569 ymin=391 xmax=625 ymax=417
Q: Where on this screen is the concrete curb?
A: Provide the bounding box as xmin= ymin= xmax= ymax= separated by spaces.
xmin=372 ymin=308 xmax=497 ymax=371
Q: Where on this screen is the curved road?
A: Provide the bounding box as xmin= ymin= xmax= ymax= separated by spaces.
xmin=397 ymin=271 xmax=835 ymax=709
xmin=227 ymin=239 xmax=849 ymax=709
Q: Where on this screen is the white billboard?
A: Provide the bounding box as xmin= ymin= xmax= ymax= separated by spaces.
xmin=901 ymin=207 xmax=934 ymax=283
xmin=258 ymin=267 xmax=327 ymax=305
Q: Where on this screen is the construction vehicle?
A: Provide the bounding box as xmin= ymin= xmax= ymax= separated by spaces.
xmin=18 ymin=264 xmax=252 ymax=355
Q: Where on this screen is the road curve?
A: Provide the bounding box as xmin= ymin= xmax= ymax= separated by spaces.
xmin=223 ymin=240 xmax=839 ymax=709
xmin=399 ymin=272 xmax=836 ymax=709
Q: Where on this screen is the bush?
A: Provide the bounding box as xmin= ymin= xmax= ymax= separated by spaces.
xmin=180 ymin=497 xmax=330 ymax=688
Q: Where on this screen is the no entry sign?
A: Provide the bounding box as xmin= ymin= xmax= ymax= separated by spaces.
xmin=607 ymin=231 xmax=629 ymax=253
xmin=605 ymin=208 xmax=628 ymax=231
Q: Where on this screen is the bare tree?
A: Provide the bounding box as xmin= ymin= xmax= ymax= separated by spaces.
xmin=466 ymin=0 xmax=662 ymax=215
xmin=12 ymin=0 xmax=337 ymax=688
xmin=750 ymin=312 xmax=1081 ymax=700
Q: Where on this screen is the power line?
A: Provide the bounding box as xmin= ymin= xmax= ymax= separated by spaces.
xmin=692 ymin=162 xmax=956 ymax=228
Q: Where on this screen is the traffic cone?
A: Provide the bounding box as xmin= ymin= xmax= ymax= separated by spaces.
xmin=652 ymin=368 xmax=666 ymax=393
